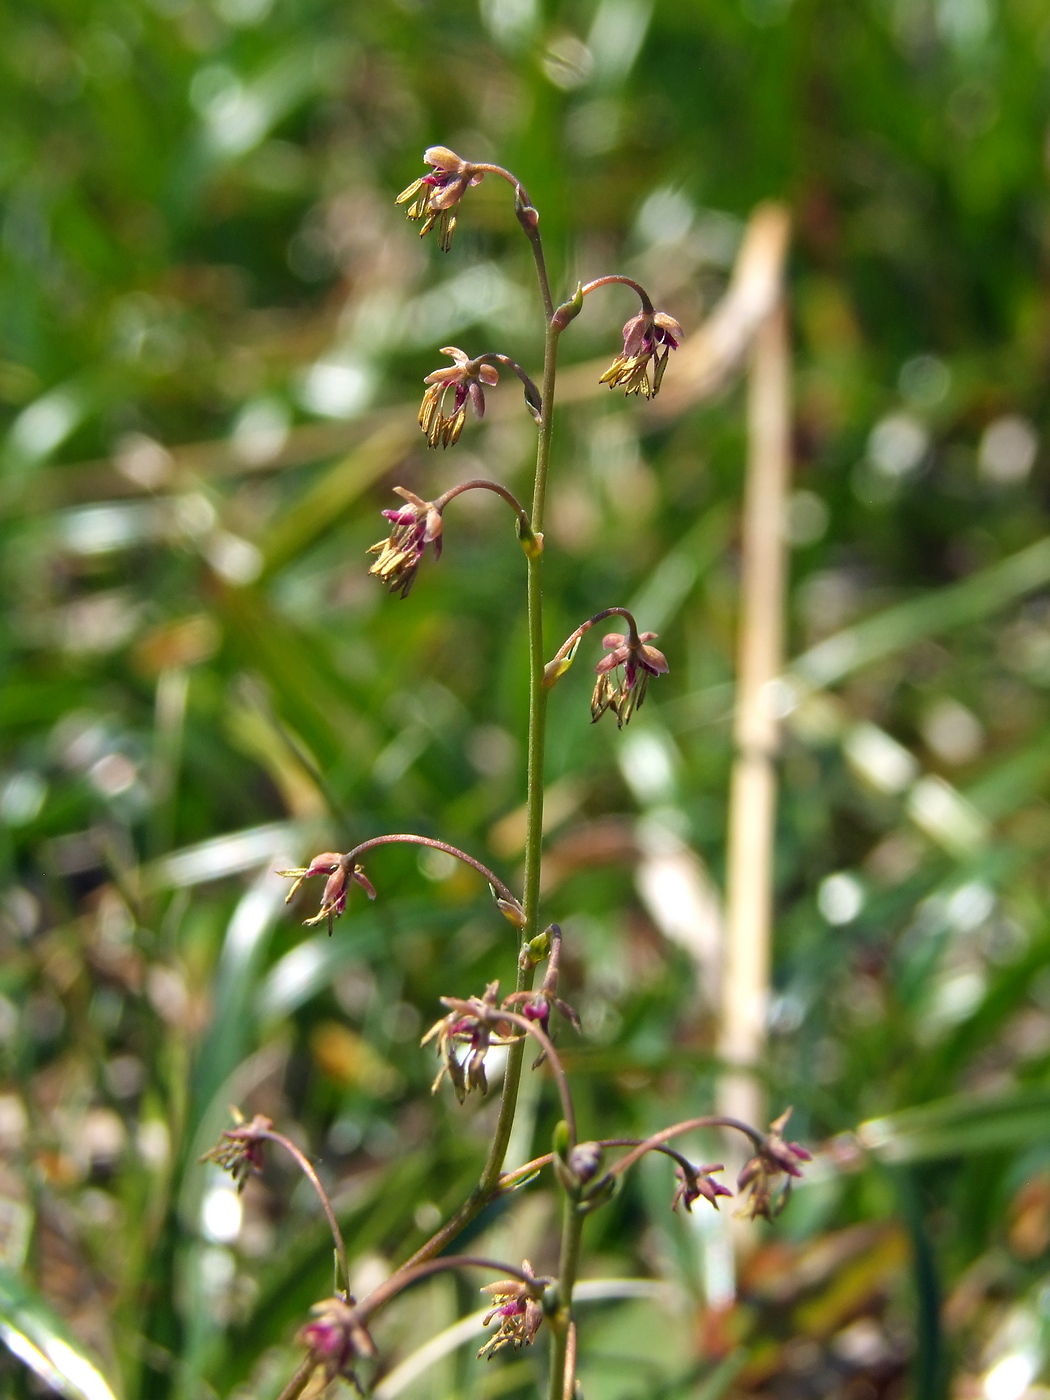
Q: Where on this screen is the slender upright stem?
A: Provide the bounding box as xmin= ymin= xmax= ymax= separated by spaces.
xmin=521 ymin=312 xmax=561 ymax=941
xmin=400 ymin=215 xmax=561 ymax=1273
xmin=526 ymin=231 xmax=555 ymax=325
xmin=563 ymin=1321 xmax=579 ymax=1400
xmin=530 ymin=320 xmax=560 ymax=534
xmin=548 ymin=1196 xmax=585 ymax=1400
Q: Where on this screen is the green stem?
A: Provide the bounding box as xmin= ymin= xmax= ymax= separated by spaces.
xmin=548 ymin=1194 xmax=585 ymax=1400
xmin=402 ymin=223 xmax=560 ymax=1273
xmin=275 ymin=1354 xmax=315 ymax=1400
xmin=526 ymin=229 xmax=555 ymax=326
xmin=521 ymin=313 xmax=562 ymax=936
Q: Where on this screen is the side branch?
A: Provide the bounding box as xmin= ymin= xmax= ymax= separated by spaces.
xmin=357 ymin=1254 xmax=545 ymax=1323
xmin=434 ymin=479 xmax=541 ymax=555
xmin=482 ymin=1006 xmax=577 ymax=1147
xmin=606 ymin=1115 xmax=764 ymax=1181
xmin=202 ymin=1116 xmax=350 ymax=1297
xmin=343 ymin=835 xmax=524 ymax=924
xmin=470 ymin=355 xmax=543 ymax=422
xmin=498 ymin=1139 xmax=718 ymax=1193
xmin=543 ymin=606 xmax=641 ymax=684
xmin=580 ymin=274 xmax=654 ymax=313
xmin=256 ymin=1126 xmax=350 ymax=1297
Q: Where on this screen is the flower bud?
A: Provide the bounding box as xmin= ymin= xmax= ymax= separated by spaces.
xmin=552 ymin=283 xmax=585 ymax=331
xmin=567 ymin=1141 xmax=604 ymax=1184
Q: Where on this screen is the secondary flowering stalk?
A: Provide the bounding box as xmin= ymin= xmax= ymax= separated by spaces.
xmin=602 ymin=1110 xmax=810 ymax=1220
xmin=354 ymin=1255 xmax=547 ymax=1325
xmin=496 ymin=1140 xmax=728 ymax=1202
xmin=434 ymin=478 xmax=541 ymax=557
xmin=280 ymin=836 xmax=524 ymax=934
xmin=543 ymin=606 xmax=668 ymax=728
xmin=417 ymin=349 xmax=543 ymax=448
xmin=368 ymin=478 xmax=539 ymax=595
xmin=201 ymin=1113 xmax=350 ymax=1297
xmin=552 ymin=274 xmax=683 ymax=399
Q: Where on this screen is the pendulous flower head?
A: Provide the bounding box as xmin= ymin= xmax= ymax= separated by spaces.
xmin=599 ymin=309 xmax=684 ymax=399
xmin=299 ymin=1295 xmax=377 ymax=1389
xmin=200 ymin=1112 xmax=271 ymax=1191
xmin=477 ymin=1260 xmax=549 ymax=1360
xmin=671 ymin=1161 xmax=733 ymax=1214
xmin=418 ymin=347 xmax=499 ymax=449
xmin=367 ymin=488 xmax=444 ymax=597
xmin=590 ymin=631 xmax=669 ymax=728
xmin=396 ymin=147 xmax=483 ymax=252
xmin=421 ymin=981 xmax=504 ymax=1103
xmin=277 ymin=853 xmax=377 ymax=935
xmin=737 ymin=1108 xmax=813 ymax=1221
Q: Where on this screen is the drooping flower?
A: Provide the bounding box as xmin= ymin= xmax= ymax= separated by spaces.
xmin=200 ymin=1112 xmax=271 ymax=1190
xmin=395 ymin=147 xmax=483 ymax=252
xmin=299 ymin=1296 xmax=377 ymax=1390
xmin=418 ymin=347 xmax=499 ymax=449
xmin=501 ymin=988 xmax=580 ymax=1067
xmin=367 ymin=488 xmax=444 ymax=597
xmin=421 ymin=982 xmax=503 ymax=1102
xmin=671 ymin=1161 xmax=733 ymax=1214
xmin=477 ymin=1260 xmax=549 ymax=1360
xmin=277 ymin=853 xmax=377 ymax=934
xmin=599 ymin=310 xmax=684 ymax=399
xmin=737 ymin=1108 xmax=813 ymax=1221
xmin=590 ymin=631 xmax=669 ymax=728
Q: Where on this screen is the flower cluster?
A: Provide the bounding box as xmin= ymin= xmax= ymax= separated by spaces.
xmin=368 ymin=488 xmax=444 ymax=597
xmin=591 ymin=630 xmax=669 ymax=728
xmin=737 ymin=1109 xmax=813 ymax=1220
xmin=396 ymin=147 xmax=482 ymax=252
xmin=600 ymin=309 xmax=684 ymax=399
xmin=501 ymin=988 xmax=579 ymax=1068
xmin=278 ymin=853 xmax=377 ymax=934
xmin=418 ymin=347 xmax=498 ymax=449
xmin=421 ymin=981 xmax=505 ymax=1102
xmin=299 ymin=1296 xmax=377 ymax=1391
xmin=477 ymin=1260 xmax=548 ymax=1360
xmin=200 ymin=1112 xmax=271 ymax=1190
xmin=671 ymin=1161 xmax=733 ymax=1213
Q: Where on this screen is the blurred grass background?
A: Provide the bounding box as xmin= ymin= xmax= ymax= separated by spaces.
xmin=4 ymin=0 xmax=1050 ymax=1397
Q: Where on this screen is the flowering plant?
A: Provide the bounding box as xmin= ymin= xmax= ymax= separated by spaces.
xmin=205 ymin=146 xmax=807 ymax=1400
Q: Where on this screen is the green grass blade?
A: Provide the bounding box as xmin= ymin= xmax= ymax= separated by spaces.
xmin=0 ymin=1266 xmax=118 ymax=1400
